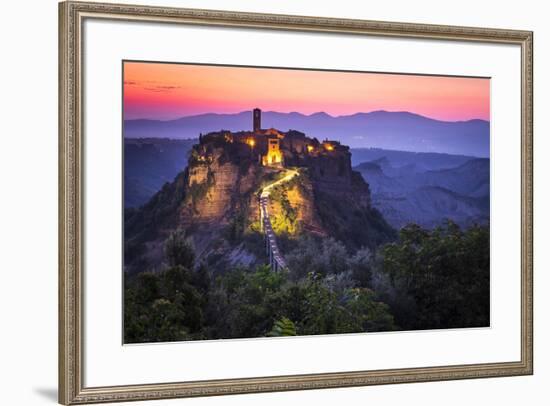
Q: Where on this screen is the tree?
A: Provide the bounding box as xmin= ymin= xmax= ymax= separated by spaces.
xmin=124 ymin=265 xmax=206 ymax=343
xmin=285 ymin=236 xmax=348 ymax=279
xmin=349 ymin=247 xmax=374 ymax=287
xmin=124 ymin=232 xmax=208 ymax=343
xmin=193 ymin=262 xmax=211 ymax=294
xmin=267 ymin=317 xmax=297 ymax=337
xmin=380 ymin=221 xmax=490 ymax=330
xmin=345 ymin=288 xmax=395 ymax=332
xmin=165 ymin=229 xmax=195 ymax=269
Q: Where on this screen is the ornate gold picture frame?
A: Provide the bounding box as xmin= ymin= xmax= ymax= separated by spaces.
xmin=59 ymin=1 xmax=533 ymax=404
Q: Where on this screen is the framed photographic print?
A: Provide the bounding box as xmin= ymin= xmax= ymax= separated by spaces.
xmin=59 ymin=1 xmax=533 ymax=404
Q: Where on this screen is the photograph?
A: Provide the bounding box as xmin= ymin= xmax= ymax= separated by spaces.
xmin=122 ymin=61 xmax=491 ymax=343
xmin=50 ymin=1 xmax=537 ymax=403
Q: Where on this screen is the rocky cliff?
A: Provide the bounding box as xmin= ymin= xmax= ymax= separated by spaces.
xmin=124 ymin=129 xmax=395 ymax=275
xmin=182 ymin=146 xmax=259 ymax=222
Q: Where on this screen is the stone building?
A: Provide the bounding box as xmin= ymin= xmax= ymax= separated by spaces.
xmin=262 ymin=136 xmax=283 ymax=166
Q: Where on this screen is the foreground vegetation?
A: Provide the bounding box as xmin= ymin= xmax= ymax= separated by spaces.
xmin=124 ymin=220 xmax=489 ymax=343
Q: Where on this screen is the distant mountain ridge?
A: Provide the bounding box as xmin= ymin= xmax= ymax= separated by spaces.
xmin=354 ymin=155 xmax=489 ymax=229
xmin=125 ymin=110 xmax=490 ymax=157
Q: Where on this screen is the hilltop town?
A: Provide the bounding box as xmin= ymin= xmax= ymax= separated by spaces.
xmin=192 ymin=108 xmax=358 ymax=194
xmin=124 ymin=108 xmax=394 ymax=275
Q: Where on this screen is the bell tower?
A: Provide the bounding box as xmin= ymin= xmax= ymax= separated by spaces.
xmin=253 ymin=108 xmax=261 ymax=132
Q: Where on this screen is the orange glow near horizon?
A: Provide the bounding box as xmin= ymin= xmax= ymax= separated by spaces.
xmin=123 ymin=62 xmax=490 ymax=122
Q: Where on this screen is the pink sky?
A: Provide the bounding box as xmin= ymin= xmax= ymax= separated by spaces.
xmin=123 ymin=62 xmax=490 ymax=122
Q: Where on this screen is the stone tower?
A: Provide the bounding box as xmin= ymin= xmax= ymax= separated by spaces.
xmin=253 ymin=108 xmax=261 ymax=132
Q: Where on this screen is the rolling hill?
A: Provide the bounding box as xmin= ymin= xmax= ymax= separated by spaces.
xmin=355 ymin=156 xmax=489 ymax=229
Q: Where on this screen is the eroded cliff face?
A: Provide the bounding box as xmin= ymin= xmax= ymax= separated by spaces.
xmin=305 ymin=148 xmax=372 ymax=209
xmin=268 ymin=173 xmax=326 ymax=236
xmin=287 ymin=181 xmax=323 ymax=231
xmin=181 ymin=147 xmax=259 ymax=223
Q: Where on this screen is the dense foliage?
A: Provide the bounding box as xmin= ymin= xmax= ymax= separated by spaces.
xmin=375 ymin=221 xmax=490 ymax=330
xmin=125 ymin=220 xmax=489 ymax=343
